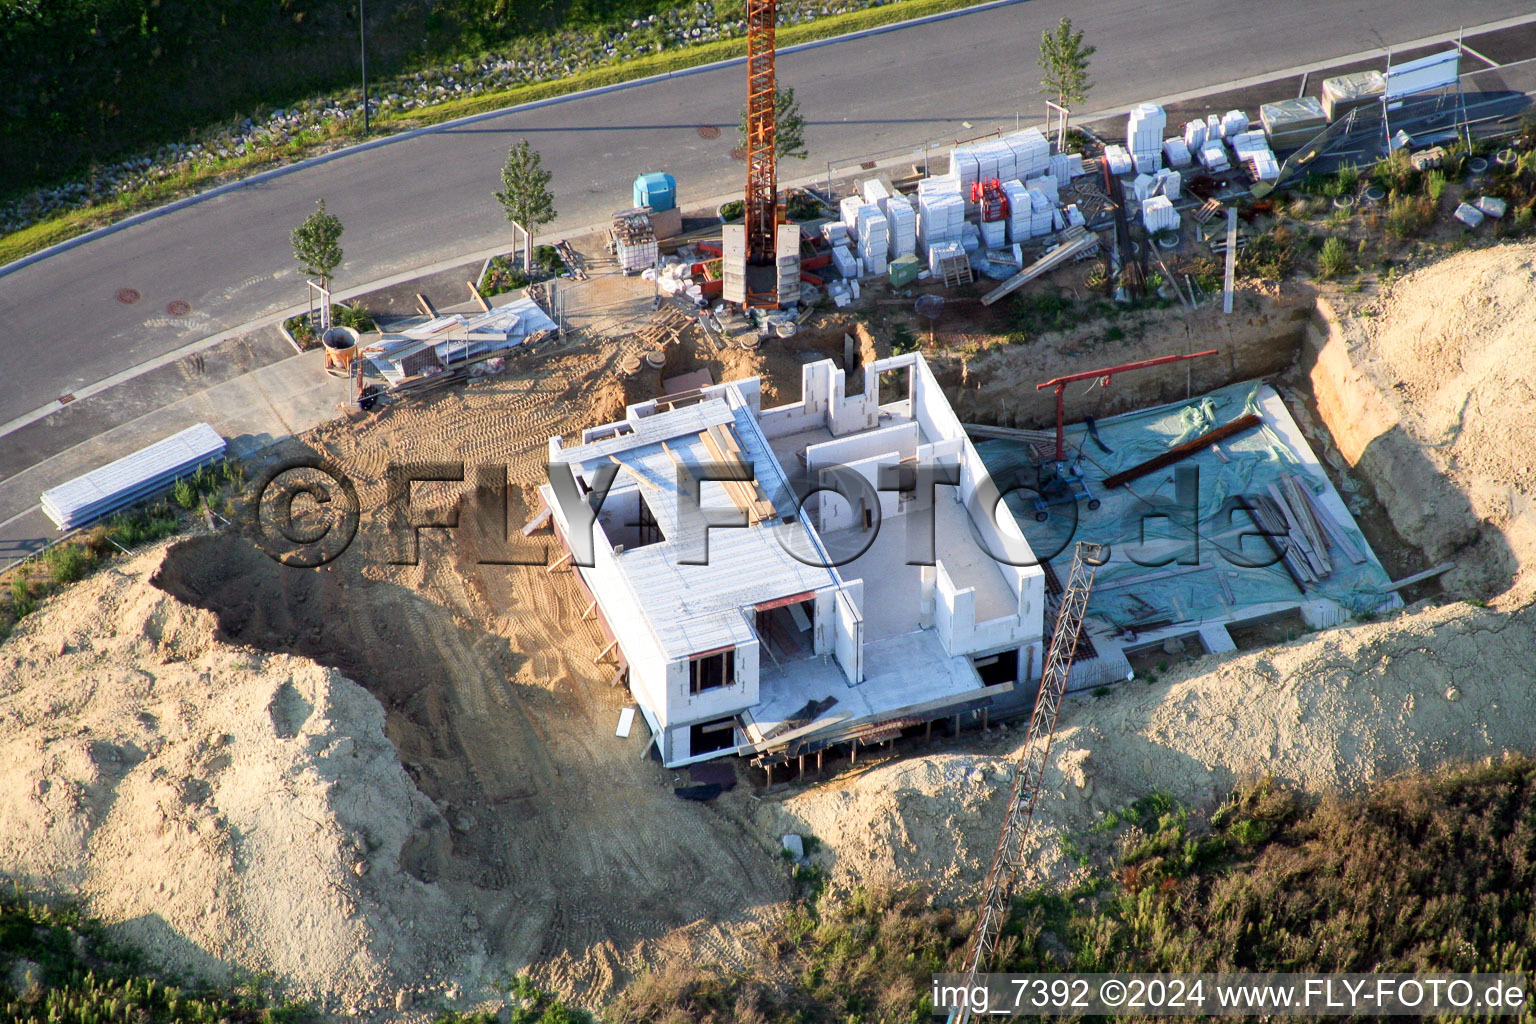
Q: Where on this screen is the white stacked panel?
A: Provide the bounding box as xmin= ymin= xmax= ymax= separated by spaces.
xmin=1221 ymin=109 xmax=1249 ymax=138
xmin=40 ymin=423 xmax=227 ymax=529
xmin=831 ymin=245 xmax=859 ymax=279
xmin=1102 ymin=145 xmax=1133 ymax=175
xmin=856 ymin=206 xmax=890 ymax=276
xmin=979 ymin=219 xmax=1006 ymax=248
xmin=1159 ymin=169 xmax=1182 ymax=200
xmin=947 ymin=147 xmax=982 ymax=200
xmin=917 ymin=174 xmax=961 ymax=197
xmin=1162 ymin=138 xmax=1192 ymax=169
xmin=1229 ymin=130 xmax=1268 ymax=159
xmin=916 ymin=178 xmax=965 ymax=256
xmin=1141 ymin=195 xmax=1179 ymax=234
xmin=1048 ymin=152 xmax=1071 ymax=182
xmin=1003 ymin=128 xmax=1051 ymax=179
xmin=1130 ymin=173 xmax=1156 ymax=202
xmin=821 ymin=222 xmax=851 ymax=247
xmin=1249 ymin=150 xmax=1280 ymax=181
xmin=1199 ymin=140 xmax=1230 ymax=171
xmin=1126 ymin=102 xmax=1166 ymax=172
xmin=1206 ymin=113 xmax=1222 ymax=140
xmin=885 ymin=195 xmax=917 ymax=258
xmin=1067 ymin=154 xmax=1084 ymax=177
xmin=840 ymin=196 xmax=864 ymax=234
xmin=1028 ymin=188 xmax=1053 ymax=237
xmin=928 ymin=239 xmax=966 ymax=276
xmin=861 ymin=179 xmax=891 ymax=211
xmin=1183 ymin=120 xmax=1207 ymax=149
xmin=1001 ymin=179 xmax=1032 ymax=242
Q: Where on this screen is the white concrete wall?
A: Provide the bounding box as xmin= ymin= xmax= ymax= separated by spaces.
xmin=663 ymin=628 xmax=761 ymax=728
xmin=815 ymin=450 xmax=902 ymax=533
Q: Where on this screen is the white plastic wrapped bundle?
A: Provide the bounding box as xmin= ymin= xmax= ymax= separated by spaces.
xmin=1159 ymin=169 xmax=1182 ymax=200
xmin=1133 ymin=152 xmax=1161 ymax=175
xmin=1183 ymin=120 xmax=1206 ymax=149
xmin=1131 ymin=173 xmax=1157 ymax=201
xmin=856 ymin=207 xmax=890 ymax=276
xmin=1141 ymin=195 xmax=1179 ymax=233
xmin=1229 ymin=130 xmax=1268 ymax=158
xmin=1222 ymin=109 xmax=1249 ymax=138
xmin=1206 ymin=113 xmax=1222 ymax=140
xmin=917 ymin=174 xmax=962 ymax=197
xmin=1162 ymin=138 xmax=1192 ymax=169
xmin=1001 ymin=179 xmax=1032 ymax=243
xmin=948 ymin=147 xmax=981 ymax=197
xmin=1102 ymin=145 xmax=1133 ymax=175
xmin=1048 ymin=152 xmax=1071 ymax=181
xmin=1199 ymin=140 xmax=1230 ymax=171
xmin=1028 ymin=188 xmax=1053 ymax=236
xmin=980 ymin=219 xmax=1006 ymax=248
xmin=1067 ymin=153 xmax=1084 ymax=177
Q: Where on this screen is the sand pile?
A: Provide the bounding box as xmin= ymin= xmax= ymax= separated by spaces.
xmin=0 ymin=542 xmax=468 ymax=1014
xmin=765 ymin=597 xmax=1536 ymax=899
xmin=1360 ymin=242 xmax=1536 ymax=601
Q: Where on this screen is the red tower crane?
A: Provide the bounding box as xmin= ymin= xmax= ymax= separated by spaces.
xmin=744 ymin=0 xmax=781 ymax=266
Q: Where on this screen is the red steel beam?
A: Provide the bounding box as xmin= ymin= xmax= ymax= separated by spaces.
xmin=1035 ymin=349 xmax=1219 ymax=463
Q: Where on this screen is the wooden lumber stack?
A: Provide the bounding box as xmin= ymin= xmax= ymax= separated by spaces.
xmin=1244 ymin=473 xmax=1363 ymax=589
xmin=980 ymin=225 xmax=1098 ymax=306
xmin=699 ymin=424 xmax=777 ymax=524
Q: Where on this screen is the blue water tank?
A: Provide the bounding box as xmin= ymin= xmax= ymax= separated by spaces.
xmin=633 ymin=172 xmax=677 ymax=213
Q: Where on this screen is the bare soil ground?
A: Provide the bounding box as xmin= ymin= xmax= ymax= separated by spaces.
xmin=3 ymin=242 xmax=1535 ymax=1017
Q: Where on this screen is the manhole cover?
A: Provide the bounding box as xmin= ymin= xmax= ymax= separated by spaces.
xmin=729 ymin=147 xmax=747 ymax=162
xmin=166 ymin=300 xmax=191 ymax=316
xmin=697 ymin=125 xmax=721 ymax=140
xmin=116 ymin=288 xmax=141 ymax=304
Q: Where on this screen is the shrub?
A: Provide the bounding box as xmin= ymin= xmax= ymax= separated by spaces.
xmin=1336 ymin=161 xmax=1359 ymax=192
xmin=43 ymin=543 xmax=90 ymax=585
xmin=1371 ymin=150 xmax=1421 ymax=195
xmin=479 ymin=255 xmax=531 ymax=297
xmin=1425 ymin=169 xmax=1447 ymax=203
xmin=172 ymin=477 xmax=199 ymax=510
xmin=331 ymin=300 xmax=376 ymax=332
xmin=10 ymin=571 xmax=34 ymax=618
xmin=1317 ymin=236 xmax=1351 ymax=279
xmin=1385 ymin=195 xmax=1434 ymax=238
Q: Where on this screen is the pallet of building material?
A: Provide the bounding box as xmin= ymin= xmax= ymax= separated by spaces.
xmin=1289 ymin=474 xmax=1366 ymax=565
xmin=1250 ymin=495 xmax=1318 ymax=587
xmin=1266 ymin=483 xmax=1330 ymax=578
xmin=40 ymin=423 xmax=227 ymax=529
xmin=979 ymin=226 xmax=1096 ymax=305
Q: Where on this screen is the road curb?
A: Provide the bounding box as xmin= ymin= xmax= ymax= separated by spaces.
xmin=0 ymin=0 xmax=1027 ymax=282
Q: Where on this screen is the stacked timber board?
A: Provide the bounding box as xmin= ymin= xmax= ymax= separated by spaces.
xmin=41 ymin=423 xmax=226 ymax=529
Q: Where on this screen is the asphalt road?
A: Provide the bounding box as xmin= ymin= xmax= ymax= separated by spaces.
xmin=2 ymin=0 xmax=1534 ymax=429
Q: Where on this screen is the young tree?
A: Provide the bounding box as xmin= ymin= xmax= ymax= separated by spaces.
xmin=495 ymin=139 xmax=557 ymax=275
xmin=1038 ymin=17 xmax=1095 ymax=140
xmin=291 ymin=199 xmax=344 ymax=292
xmin=737 ymin=85 xmax=809 ymax=160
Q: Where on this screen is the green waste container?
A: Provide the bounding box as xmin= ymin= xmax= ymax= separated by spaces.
xmin=889 ymin=254 xmax=921 ymax=287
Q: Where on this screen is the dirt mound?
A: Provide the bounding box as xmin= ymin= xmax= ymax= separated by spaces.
xmin=1360 ymin=242 xmax=1536 ymax=601
xmin=0 ymin=541 xmax=467 ymax=1014
xmin=766 ymin=598 xmax=1536 ymax=900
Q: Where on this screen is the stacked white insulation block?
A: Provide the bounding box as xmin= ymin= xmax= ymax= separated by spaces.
xmin=1131 ymin=173 xmax=1157 ymax=202
xmin=948 ymin=147 xmax=981 ymax=202
xmin=856 ymin=205 xmax=889 ymax=276
xmin=820 ymin=221 xmax=851 ymax=248
xmin=840 ymin=196 xmax=864 ymax=232
xmin=927 ymin=240 xmax=966 ymax=276
xmin=861 ymin=179 xmax=891 ymax=212
xmin=1141 ymin=195 xmax=1179 ymax=234
xmin=1001 ymin=179 xmax=1032 ymax=242
xmin=1157 ymin=169 xmax=1182 ymax=200
xmin=1003 ymin=128 xmax=1051 ymax=180
xmin=1102 ymin=145 xmax=1133 ymax=175
xmin=1031 ymin=174 xmax=1059 ymax=202
xmin=1162 ymin=138 xmax=1192 ymax=169
xmin=831 ymin=245 xmax=859 ymax=279
xmin=916 ymin=177 xmax=965 ymax=256
xmin=979 ymin=219 xmax=1006 ymax=249
xmin=1126 ymin=103 xmax=1166 ymax=174
xmin=1028 ymin=188 xmax=1054 ymax=237
xmin=1183 ymin=120 xmax=1206 ymax=150
xmin=1221 ymin=110 xmax=1249 ymax=138
xmin=1206 ymin=113 xmax=1222 ymax=141
xmin=1199 ymin=140 xmax=1231 ymax=172
xmin=960 ymin=222 xmax=981 ymax=253
xmin=885 ymin=195 xmax=917 ymax=259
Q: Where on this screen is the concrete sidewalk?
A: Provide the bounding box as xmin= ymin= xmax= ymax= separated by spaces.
xmin=0 ymin=348 xmax=344 ymax=566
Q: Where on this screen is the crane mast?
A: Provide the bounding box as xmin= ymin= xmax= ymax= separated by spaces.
xmin=950 ymin=541 xmax=1108 ymax=1024
xmin=744 ymin=0 xmax=780 ymax=265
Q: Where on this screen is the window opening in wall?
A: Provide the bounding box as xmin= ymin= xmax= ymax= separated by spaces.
xmin=689 ymin=648 xmax=735 ymax=694
xmin=689 ymin=717 xmax=738 ymax=754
